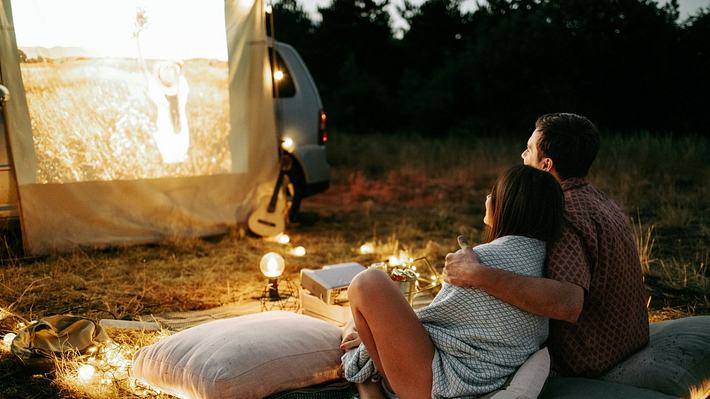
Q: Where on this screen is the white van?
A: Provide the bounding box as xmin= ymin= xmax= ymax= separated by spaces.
xmin=270 ymin=42 xmax=331 ymax=219
xmin=0 ymin=41 xmax=329 ymax=227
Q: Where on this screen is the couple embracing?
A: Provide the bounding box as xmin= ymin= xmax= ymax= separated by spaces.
xmin=341 ymin=113 xmax=649 ymax=399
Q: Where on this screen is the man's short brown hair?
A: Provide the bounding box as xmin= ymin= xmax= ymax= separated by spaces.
xmin=535 ymin=113 xmax=600 ymax=180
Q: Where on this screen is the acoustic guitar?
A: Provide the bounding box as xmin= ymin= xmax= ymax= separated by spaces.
xmin=248 ymin=157 xmax=292 ymax=237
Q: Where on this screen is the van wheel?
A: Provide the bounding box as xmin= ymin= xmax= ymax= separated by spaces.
xmin=284 ymin=158 xmax=304 ymax=222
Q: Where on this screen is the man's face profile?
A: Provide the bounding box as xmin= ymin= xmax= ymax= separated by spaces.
xmin=521 ymin=129 xmax=545 ymax=170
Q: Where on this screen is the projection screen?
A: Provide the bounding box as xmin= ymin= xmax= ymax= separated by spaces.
xmin=0 ymin=0 xmax=278 ymax=254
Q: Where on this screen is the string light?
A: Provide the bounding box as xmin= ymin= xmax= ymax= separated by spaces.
xmin=291 ymin=246 xmax=306 ymax=257
xmin=3 ymin=333 xmax=16 ymax=348
xmin=77 ymin=364 xmax=96 ymax=383
xmin=359 ymin=243 xmax=375 ymax=254
xmin=273 ymin=233 xmax=290 ymax=245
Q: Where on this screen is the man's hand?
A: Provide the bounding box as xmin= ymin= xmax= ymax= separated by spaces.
xmin=444 ymin=247 xmax=483 ymax=288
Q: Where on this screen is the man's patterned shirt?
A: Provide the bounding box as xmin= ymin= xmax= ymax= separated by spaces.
xmin=546 ymin=177 xmax=649 ymax=377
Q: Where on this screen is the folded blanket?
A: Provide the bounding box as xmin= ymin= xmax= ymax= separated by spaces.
xmin=341 ymin=344 xmax=377 ymax=383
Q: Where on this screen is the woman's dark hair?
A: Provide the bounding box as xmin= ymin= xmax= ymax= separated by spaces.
xmin=485 ymin=165 xmax=564 ymax=244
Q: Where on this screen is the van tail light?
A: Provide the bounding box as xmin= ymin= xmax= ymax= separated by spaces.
xmin=318 ymin=110 xmax=328 ymax=145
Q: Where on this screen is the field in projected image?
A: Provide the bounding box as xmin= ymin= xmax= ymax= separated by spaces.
xmin=21 ymin=58 xmax=231 ymax=184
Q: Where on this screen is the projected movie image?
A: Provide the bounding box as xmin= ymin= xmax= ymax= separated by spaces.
xmin=12 ymin=0 xmax=236 ymax=183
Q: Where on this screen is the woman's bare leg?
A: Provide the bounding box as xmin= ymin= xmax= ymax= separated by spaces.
xmin=348 ymin=269 xmax=435 ymax=399
xmin=356 ymin=379 xmax=386 ymax=399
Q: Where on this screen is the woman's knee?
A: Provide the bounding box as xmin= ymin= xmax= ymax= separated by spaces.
xmin=348 ymin=268 xmax=391 ymax=302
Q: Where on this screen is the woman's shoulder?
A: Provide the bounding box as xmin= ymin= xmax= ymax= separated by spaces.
xmin=473 ymin=235 xmax=545 ymax=253
xmin=472 ymin=236 xmax=546 ymax=274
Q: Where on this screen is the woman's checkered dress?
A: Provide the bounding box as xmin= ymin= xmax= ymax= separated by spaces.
xmin=342 ymin=235 xmax=548 ymax=398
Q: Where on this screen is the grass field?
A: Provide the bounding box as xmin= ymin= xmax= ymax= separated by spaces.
xmin=0 ymin=131 xmax=708 ymax=398
xmin=22 ymin=58 xmax=232 ymax=183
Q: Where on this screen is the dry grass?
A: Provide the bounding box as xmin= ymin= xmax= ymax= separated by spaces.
xmin=0 ymin=131 xmax=708 ymax=398
xmin=689 ymin=379 xmax=710 ymax=399
xmin=632 ymin=212 xmax=656 ymax=274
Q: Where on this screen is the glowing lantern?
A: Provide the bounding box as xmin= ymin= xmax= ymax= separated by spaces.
xmin=273 ymin=70 xmax=284 ymax=81
xmin=260 ymin=252 xmax=285 ymax=300
xmin=260 ymin=252 xmax=285 ymax=278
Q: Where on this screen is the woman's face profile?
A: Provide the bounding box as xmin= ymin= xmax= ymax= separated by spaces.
xmin=483 ymin=194 xmax=493 ymax=227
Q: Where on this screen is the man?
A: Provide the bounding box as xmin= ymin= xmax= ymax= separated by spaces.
xmin=444 ymin=113 xmax=649 ymax=377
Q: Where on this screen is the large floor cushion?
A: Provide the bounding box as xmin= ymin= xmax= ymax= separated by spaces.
xmin=539 ymin=377 xmax=677 ymax=399
xmin=132 ymin=311 xmax=343 ymax=399
xmin=601 ymin=316 xmax=710 ymax=397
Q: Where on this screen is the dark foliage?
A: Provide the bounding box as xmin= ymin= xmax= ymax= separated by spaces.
xmin=272 ymin=0 xmax=709 ymax=135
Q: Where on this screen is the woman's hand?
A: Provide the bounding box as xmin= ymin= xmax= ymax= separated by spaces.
xmin=340 ymin=331 xmax=361 ymax=351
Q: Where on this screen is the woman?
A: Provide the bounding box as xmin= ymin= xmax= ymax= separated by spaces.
xmin=341 ymin=165 xmax=564 ymax=398
xmin=147 ymin=61 xmax=191 ymax=164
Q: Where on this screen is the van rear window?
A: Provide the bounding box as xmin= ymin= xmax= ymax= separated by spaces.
xmin=268 ymin=49 xmax=296 ymax=98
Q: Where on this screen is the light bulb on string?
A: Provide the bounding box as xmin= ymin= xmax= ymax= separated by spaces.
xmin=359 ymin=243 xmax=375 ymax=254
xmin=268 ymin=233 xmax=290 ymax=245
xmin=3 ymin=333 xmax=16 ymax=348
xmin=77 ymin=364 xmax=96 ymax=383
xmin=291 ymin=246 xmax=306 ymax=257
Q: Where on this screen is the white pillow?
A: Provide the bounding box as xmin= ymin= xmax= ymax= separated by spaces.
xmin=132 ymin=311 xmax=343 ymax=399
xmin=482 ymin=347 xmax=551 ymax=399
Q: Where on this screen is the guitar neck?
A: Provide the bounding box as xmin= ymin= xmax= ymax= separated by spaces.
xmin=266 ymin=169 xmax=286 ymax=213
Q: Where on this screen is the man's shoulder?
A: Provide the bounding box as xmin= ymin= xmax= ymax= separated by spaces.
xmin=564 ymin=181 xmax=626 ymax=226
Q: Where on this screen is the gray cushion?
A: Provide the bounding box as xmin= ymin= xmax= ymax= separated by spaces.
xmin=539 ymin=377 xmax=676 ymax=399
xmin=601 ymin=316 xmax=710 ymax=397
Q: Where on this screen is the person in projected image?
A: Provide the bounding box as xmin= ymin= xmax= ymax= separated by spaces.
xmin=147 ymin=60 xmax=190 ymax=164
xmin=341 ymin=165 xmax=564 ymax=398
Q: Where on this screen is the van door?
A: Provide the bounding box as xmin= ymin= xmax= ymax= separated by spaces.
xmin=269 ymin=45 xmax=320 ymax=148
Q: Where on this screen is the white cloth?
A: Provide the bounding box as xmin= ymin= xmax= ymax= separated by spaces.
xmin=342 ymin=235 xmax=549 ymax=398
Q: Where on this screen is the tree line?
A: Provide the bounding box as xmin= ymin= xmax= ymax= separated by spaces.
xmin=272 ymin=0 xmax=709 ymax=135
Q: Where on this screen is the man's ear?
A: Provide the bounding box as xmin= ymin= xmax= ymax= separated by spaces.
xmin=541 ymin=157 xmax=554 ymax=172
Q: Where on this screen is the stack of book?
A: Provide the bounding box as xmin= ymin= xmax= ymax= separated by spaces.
xmin=299 ymin=262 xmax=365 ymax=326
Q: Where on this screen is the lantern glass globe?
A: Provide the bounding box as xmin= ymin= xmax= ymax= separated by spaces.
xmin=260 ymin=252 xmax=285 ymax=278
